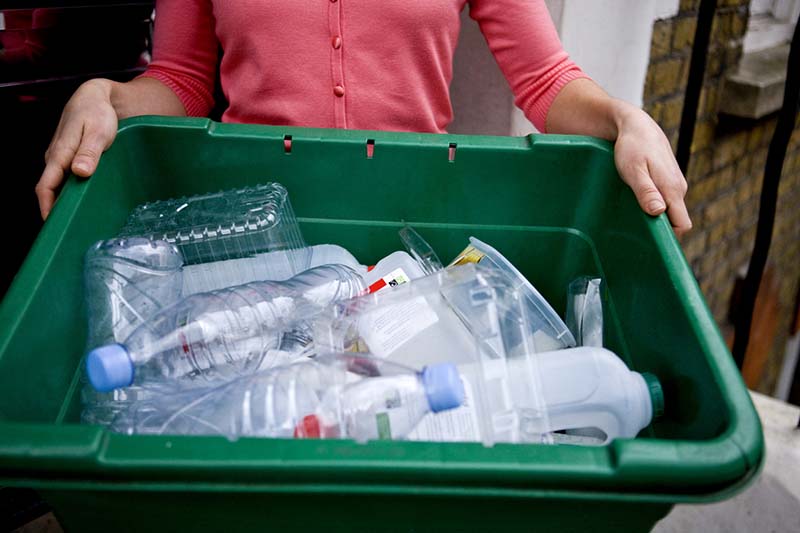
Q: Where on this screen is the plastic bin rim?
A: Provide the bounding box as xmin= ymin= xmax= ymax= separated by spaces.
xmin=0 ymin=464 xmax=764 ymax=505
xmin=116 ymin=115 xmax=617 ymax=150
xmin=0 ymin=416 xmax=761 ymax=499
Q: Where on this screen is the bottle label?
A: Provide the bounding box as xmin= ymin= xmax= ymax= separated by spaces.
xmin=408 ymin=375 xmax=481 ymax=442
xmin=368 ymin=267 xmax=411 ymax=294
xmin=360 ymin=389 xmax=422 ymax=441
xmin=358 ymin=296 xmax=439 ymax=357
xmin=376 ymin=412 xmax=392 ymax=440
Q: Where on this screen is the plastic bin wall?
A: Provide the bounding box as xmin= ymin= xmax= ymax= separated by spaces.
xmin=0 ymin=118 xmax=763 ymax=532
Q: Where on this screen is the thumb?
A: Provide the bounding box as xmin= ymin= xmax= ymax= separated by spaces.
xmin=71 ymin=121 xmax=116 ymax=178
xmin=623 ymin=163 xmax=666 ymax=215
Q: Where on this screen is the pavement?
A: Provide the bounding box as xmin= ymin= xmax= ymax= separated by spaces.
xmin=654 ymin=391 xmax=800 ymax=533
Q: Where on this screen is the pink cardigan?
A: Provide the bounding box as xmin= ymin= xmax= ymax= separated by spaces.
xmin=141 ymin=0 xmax=588 ymax=133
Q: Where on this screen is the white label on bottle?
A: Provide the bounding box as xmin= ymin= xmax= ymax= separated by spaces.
xmin=351 ymin=386 xmax=423 ymax=441
xmin=382 ymin=268 xmax=410 ymax=287
xmin=408 ymin=375 xmax=481 ymax=442
xmin=380 ymin=395 xmax=419 ymax=440
xmin=369 ymin=267 xmax=412 ymax=293
xmin=358 ymin=296 xmax=438 ymax=357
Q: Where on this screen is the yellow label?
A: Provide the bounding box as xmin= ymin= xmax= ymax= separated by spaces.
xmin=448 ymin=244 xmax=486 ymax=268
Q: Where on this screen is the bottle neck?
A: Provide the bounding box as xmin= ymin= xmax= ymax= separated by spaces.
xmin=632 ymin=372 xmax=654 ymax=428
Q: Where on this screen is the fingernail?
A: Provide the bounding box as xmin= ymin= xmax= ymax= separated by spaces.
xmin=74 ymin=161 xmax=90 ymax=174
xmin=647 ymin=200 xmax=665 ymax=213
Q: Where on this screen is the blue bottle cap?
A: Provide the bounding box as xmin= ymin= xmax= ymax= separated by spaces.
xmin=421 ymin=363 xmax=465 ymax=413
xmin=87 ymin=344 xmax=134 ymax=392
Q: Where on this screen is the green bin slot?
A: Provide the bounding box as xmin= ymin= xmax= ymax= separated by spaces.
xmin=0 ymin=117 xmax=763 ymax=532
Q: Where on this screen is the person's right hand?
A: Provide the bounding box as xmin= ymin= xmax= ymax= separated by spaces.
xmin=36 ymin=79 xmax=118 ymax=220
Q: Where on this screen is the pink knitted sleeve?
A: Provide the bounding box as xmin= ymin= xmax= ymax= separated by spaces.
xmin=468 ymin=0 xmax=591 ymax=132
xmin=139 ymin=0 xmax=218 ymax=117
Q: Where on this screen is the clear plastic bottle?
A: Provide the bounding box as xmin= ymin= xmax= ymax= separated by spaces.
xmin=83 ymin=237 xmax=185 ymax=348
xmin=86 ymin=264 xmax=366 ymax=393
xmin=111 ymin=353 xmax=465 ymax=442
xmin=81 ymin=238 xmax=184 ymax=426
xmin=180 ymin=244 xmax=367 ymax=295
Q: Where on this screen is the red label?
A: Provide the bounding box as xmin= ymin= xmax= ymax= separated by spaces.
xmin=368 ymin=278 xmax=387 ymax=293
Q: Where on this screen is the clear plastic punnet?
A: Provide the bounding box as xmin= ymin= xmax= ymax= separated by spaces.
xmin=449 ymin=237 xmax=576 ymax=352
xmin=313 ymin=263 xmax=552 ymax=446
xmin=118 ymin=183 xmax=311 ymax=280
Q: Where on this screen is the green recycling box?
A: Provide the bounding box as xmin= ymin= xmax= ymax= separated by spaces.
xmin=0 ymin=117 xmax=763 ymax=532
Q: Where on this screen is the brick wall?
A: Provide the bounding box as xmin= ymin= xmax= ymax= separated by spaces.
xmin=643 ymin=0 xmax=800 ymax=394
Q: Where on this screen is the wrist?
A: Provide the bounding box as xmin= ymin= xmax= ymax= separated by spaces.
xmin=106 ymin=80 xmax=130 ymax=118
xmin=81 ymin=78 xmax=114 ymax=101
xmin=610 ymin=99 xmax=646 ymax=140
xmin=79 ymin=78 xmax=124 ymax=120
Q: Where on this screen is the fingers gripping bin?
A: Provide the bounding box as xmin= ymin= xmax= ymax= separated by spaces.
xmin=0 ymin=118 xmax=763 ymax=533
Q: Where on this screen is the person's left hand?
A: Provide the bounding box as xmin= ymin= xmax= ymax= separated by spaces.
xmin=613 ymin=106 xmax=692 ymax=236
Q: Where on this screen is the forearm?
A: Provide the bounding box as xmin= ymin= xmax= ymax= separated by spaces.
xmin=107 ymin=77 xmax=187 ymax=119
xmin=545 ymin=78 xmax=636 ymax=141
xmin=546 ymin=78 xmax=691 ymax=234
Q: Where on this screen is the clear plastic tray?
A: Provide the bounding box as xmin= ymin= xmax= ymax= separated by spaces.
xmin=449 ymin=237 xmax=576 ymax=351
xmin=118 ymin=183 xmax=311 ymax=277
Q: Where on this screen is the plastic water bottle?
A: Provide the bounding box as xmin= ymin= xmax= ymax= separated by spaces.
xmin=180 ymin=244 xmax=367 ymax=295
xmin=86 ymin=264 xmax=366 ymax=392
xmin=83 ymin=237 xmax=185 ymax=348
xmin=81 ymin=238 xmax=185 ymax=426
xmin=111 ymin=353 xmax=465 ymax=442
